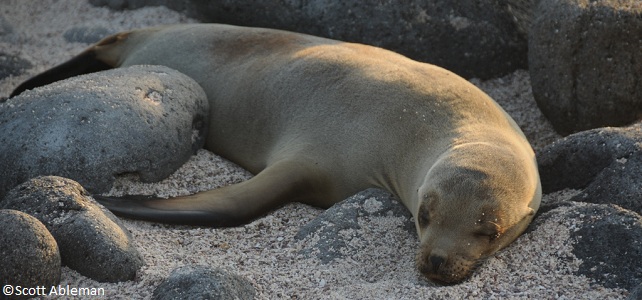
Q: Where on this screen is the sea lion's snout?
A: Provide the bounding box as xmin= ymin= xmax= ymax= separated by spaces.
xmin=424 ymin=248 xmax=449 ymax=275
xmin=429 ymin=254 xmax=446 ymax=270
xmin=416 ymin=246 xmax=478 ymax=284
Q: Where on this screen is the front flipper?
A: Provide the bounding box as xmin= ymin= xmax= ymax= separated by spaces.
xmin=94 ymin=159 xmax=333 ymax=227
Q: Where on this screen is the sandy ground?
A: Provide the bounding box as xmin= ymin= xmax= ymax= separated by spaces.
xmin=0 ymin=0 xmax=631 ymax=299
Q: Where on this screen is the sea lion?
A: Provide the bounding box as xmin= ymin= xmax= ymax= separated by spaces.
xmin=11 ymin=24 xmax=541 ymax=284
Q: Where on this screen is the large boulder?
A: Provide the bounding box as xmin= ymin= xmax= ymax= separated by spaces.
xmin=0 ymin=209 xmax=61 ymax=299
xmin=2 ymin=176 xmax=144 ymax=282
xmin=534 ymin=201 xmax=642 ymax=292
xmin=570 ymin=204 xmax=642 ymax=291
xmin=89 ymin=0 xmax=531 ymax=79
xmin=537 ymin=123 xmax=642 ymax=215
xmin=529 ymin=0 xmax=642 ymax=135
xmin=0 ymin=65 xmax=209 ymax=199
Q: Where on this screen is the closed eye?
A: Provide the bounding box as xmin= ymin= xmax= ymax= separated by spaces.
xmin=419 ymin=213 xmax=430 ymax=227
xmin=418 ymin=204 xmax=431 ymax=227
xmin=418 ymin=192 xmax=437 ymax=227
xmin=475 ymin=231 xmax=500 ymax=242
xmin=475 ymin=223 xmax=502 ymax=242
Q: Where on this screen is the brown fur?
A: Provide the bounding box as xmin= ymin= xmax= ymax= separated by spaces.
xmin=12 ymin=24 xmax=541 ymax=283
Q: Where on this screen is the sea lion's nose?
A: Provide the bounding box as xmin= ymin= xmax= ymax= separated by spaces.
xmin=429 ymin=254 xmax=446 ymax=269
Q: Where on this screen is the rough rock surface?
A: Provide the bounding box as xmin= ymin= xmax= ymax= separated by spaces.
xmin=1 ymin=176 xmax=144 ymax=282
xmin=529 ymin=0 xmax=642 ymax=135
xmin=0 ymin=65 xmax=209 ymax=199
xmin=0 ymin=209 xmax=61 ymax=297
xmin=89 ymin=0 xmax=530 ymax=79
xmin=534 ymin=201 xmax=642 ymax=292
xmin=571 ymin=205 xmax=642 ymax=291
xmin=537 ymin=123 xmax=642 ymax=214
xmin=152 ymin=266 xmax=256 ymax=300
xmin=296 ymin=188 xmax=415 ymax=263
xmin=629 ymin=283 xmax=642 ymax=300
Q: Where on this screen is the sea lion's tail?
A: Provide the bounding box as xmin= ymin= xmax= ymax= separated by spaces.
xmin=10 ymin=33 xmax=130 ymax=98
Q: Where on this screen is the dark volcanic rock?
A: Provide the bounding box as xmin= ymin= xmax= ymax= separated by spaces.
xmin=89 ymin=0 xmax=530 ymax=79
xmin=570 ymin=205 xmax=642 ymax=291
xmin=629 ymin=283 xmax=642 ymax=300
xmin=529 ymin=0 xmax=642 ymax=135
xmin=0 ymin=65 xmax=209 ymax=199
xmin=1 ymin=176 xmax=143 ymax=282
xmin=0 ymin=209 xmax=61 ymax=298
xmin=537 ymin=123 xmax=642 ymax=215
xmin=533 ymin=201 xmax=642 ymax=293
xmin=152 ymin=266 xmax=256 ymax=300
xmin=296 ymin=188 xmax=414 ymax=263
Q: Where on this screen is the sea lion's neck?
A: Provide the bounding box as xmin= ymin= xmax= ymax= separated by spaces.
xmin=372 ymin=144 xmax=451 ymax=217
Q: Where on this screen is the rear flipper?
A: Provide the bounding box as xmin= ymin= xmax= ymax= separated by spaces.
xmin=92 ymin=194 xmax=245 ymax=227
xmin=93 ymin=160 xmax=333 ymax=227
xmin=10 ymin=49 xmax=113 ymax=98
xmin=9 ymin=32 xmax=130 ymax=98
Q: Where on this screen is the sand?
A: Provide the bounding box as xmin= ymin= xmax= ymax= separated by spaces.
xmin=0 ymin=0 xmax=630 ymax=299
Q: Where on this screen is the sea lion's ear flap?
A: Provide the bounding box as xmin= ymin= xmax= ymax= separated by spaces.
xmin=9 ymin=49 xmax=113 ymax=98
xmin=517 ymin=207 xmax=535 ymax=222
xmin=527 ymin=207 xmax=535 ymax=216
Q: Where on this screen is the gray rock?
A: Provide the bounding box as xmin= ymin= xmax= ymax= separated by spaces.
xmin=63 ymin=26 xmax=112 ymax=44
xmin=534 ymin=202 xmax=642 ymax=292
xmin=152 ymin=266 xmax=255 ymax=300
xmin=0 ymin=209 xmax=61 ymax=298
xmin=0 ymin=52 xmax=31 ymax=81
xmin=295 ymin=188 xmax=414 ymax=263
xmin=0 ymin=65 xmax=209 ymax=199
xmin=90 ymin=0 xmax=530 ymax=79
xmin=629 ymin=283 xmax=642 ymax=300
xmin=1 ymin=176 xmax=144 ymax=282
xmin=537 ymin=123 xmax=642 ymax=215
xmin=572 ymin=205 xmax=642 ymax=291
xmin=529 ymin=0 xmax=642 ymax=135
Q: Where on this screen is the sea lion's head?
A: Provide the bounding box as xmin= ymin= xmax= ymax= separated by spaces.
xmin=414 ymin=141 xmax=541 ymax=284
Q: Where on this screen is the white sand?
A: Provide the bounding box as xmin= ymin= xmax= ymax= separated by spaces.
xmin=0 ymin=0 xmax=630 ymax=299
